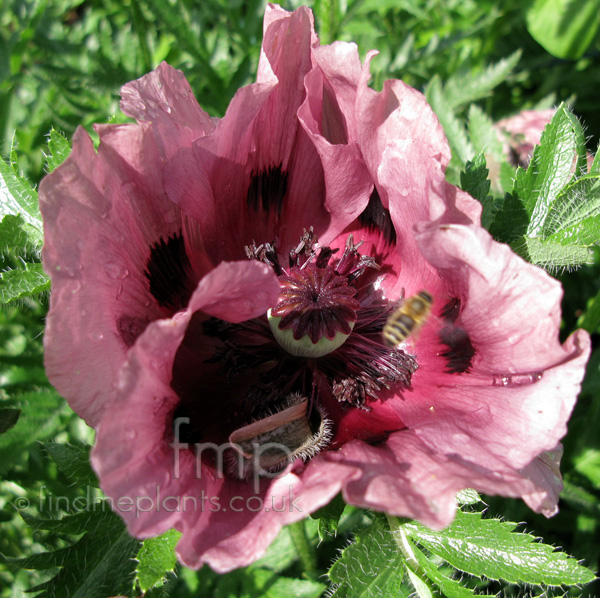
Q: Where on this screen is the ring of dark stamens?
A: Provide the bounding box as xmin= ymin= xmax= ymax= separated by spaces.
xmin=171 ymin=229 xmax=418 ymax=482
xmin=174 ymin=229 xmax=420 ymax=475
xmin=249 ymin=228 xmax=381 ymax=344
xmin=202 ymin=296 xmax=417 ymax=415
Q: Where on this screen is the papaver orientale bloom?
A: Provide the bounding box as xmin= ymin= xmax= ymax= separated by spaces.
xmin=496 ymin=107 xmax=595 ymax=171
xmin=39 ymin=4 xmax=590 ymax=572
xmin=496 ymin=108 xmax=557 ymax=167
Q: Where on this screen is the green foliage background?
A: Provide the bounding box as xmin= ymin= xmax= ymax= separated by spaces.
xmin=1 ymin=0 xmax=599 ymax=596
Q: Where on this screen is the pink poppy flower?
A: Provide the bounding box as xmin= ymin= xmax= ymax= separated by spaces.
xmin=496 ymin=108 xmax=556 ymax=167
xmin=497 ymin=107 xmax=594 ymax=171
xmin=39 ymin=4 xmax=589 ymax=572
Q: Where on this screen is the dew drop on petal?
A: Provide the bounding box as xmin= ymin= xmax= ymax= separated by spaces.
xmin=104 ymin=262 xmax=129 ymax=280
xmin=492 ymin=371 xmax=543 ymax=387
xmin=492 ymin=376 xmax=510 ymax=387
xmin=88 ymin=331 xmax=104 ymax=342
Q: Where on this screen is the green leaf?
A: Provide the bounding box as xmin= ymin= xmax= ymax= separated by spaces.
xmin=0 ymin=407 xmax=20 ymax=433
xmin=497 ymin=105 xmax=600 ymax=269
xmin=245 ymin=569 xmax=325 ymax=598
xmin=388 ymin=517 xmax=476 ymax=598
xmin=409 ymin=541 xmax=475 ymax=598
xmin=211 ymin=567 xmax=326 ymax=598
xmin=489 ymin=192 xmax=529 ymax=244
xmin=0 ymin=262 xmax=50 ymax=304
xmin=467 ymin=105 xmax=505 ymax=161
xmin=459 ymin=153 xmax=496 ymax=229
xmin=310 ymin=492 xmax=346 ymax=540
xmin=46 ymin=128 xmax=71 ymax=173
xmin=540 ymin=175 xmax=600 ymax=243
xmin=561 ymin=478 xmax=600 ymax=514
xmin=572 ymin=448 xmax=600 ymax=491
xmin=514 ymin=104 xmax=582 ymax=233
xmin=577 ymin=288 xmax=600 ymax=333
xmin=455 ymin=488 xmax=482 ymax=506
xmin=0 ymin=389 xmax=66 ymax=475
xmin=1 ymin=507 xmax=141 ymax=598
xmin=590 ymin=145 xmax=600 ymax=175
xmin=425 ymin=75 xmax=474 ymax=167
xmin=253 ymin=517 xmax=319 ymax=573
xmin=467 ymin=104 xmax=509 ymax=194
xmin=404 ymin=510 xmax=596 ymax=586
xmin=0 ymin=155 xmax=43 ymax=248
xmin=525 ymin=0 xmax=600 ymax=59
xmin=136 ymin=529 xmax=181 ymax=592
xmin=510 ymin=235 xmax=594 ymax=270
xmin=44 ymin=442 xmax=99 ymax=488
xmin=20 ymin=510 xmax=111 ymax=536
xmin=0 ymin=214 xmax=36 ymax=253
xmin=444 ymin=51 xmax=521 ymax=112
xmin=328 ymin=514 xmax=412 ymax=598
xmin=405 ymin=567 xmax=435 ymax=598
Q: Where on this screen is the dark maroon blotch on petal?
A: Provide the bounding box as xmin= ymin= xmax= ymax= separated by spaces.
xmin=145 ymin=232 xmax=195 ymax=310
xmin=358 ymin=188 xmax=397 ymax=246
xmin=441 ymin=297 xmax=461 ymax=323
xmin=246 ymin=165 xmax=289 ymax=217
xmin=439 ymin=298 xmax=476 ymax=373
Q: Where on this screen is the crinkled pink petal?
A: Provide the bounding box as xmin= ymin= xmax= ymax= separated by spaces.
xmin=175 ymin=466 xmax=342 ymax=572
xmin=416 ymin=223 xmax=574 ymax=373
xmin=298 ymin=49 xmax=373 ymax=236
xmin=322 ymin=432 xmax=567 ymax=528
xmin=120 ymin=62 xmax=216 ymax=159
xmin=403 ymin=225 xmax=591 ymax=469
xmin=352 ymin=54 xmax=481 ymax=299
xmin=257 ymin=4 xmax=317 ymax=84
xmin=313 ymin=223 xmax=589 ymax=523
xmin=164 ymin=7 xmax=337 ymax=261
xmin=519 ymin=446 xmax=564 ymax=516
xmin=312 ymin=42 xmax=362 ymax=141
xmin=92 ymin=262 xmax=286 ymax=553
xmin=496 ymin=108 xmax=556 ymax=164
xmin=355 ymin=52 xmax=451 ymax=202
xmin=40 ymin=124 xmax=188 ymax=426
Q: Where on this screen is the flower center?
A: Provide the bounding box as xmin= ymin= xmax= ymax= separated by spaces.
xmin=248 ymin=228 xmax=380 ymax=358
xmin=268 ymin=263 xmax=360 ymax=357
